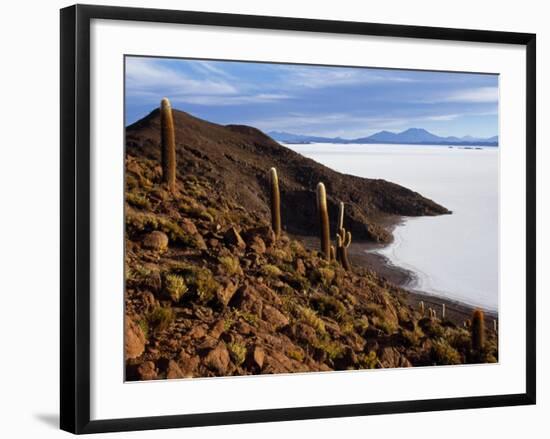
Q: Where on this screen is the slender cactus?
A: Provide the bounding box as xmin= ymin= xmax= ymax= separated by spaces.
xmin=419 ymin=301 xmax=425 ymax=316
xmin=441 ymin=303 xmax=446 ymax=319
xmin=340 ymin=231 xmax=352 ymax=271
xmin=335 ymin=202 xmax=352 ymax=271
xmin=269 ymin=167 xmax=281 ymax=239
xmin=316 ymin=182 xmax=331 ymax=260
xmin=160 ymin=97 xmax=176 ymax=192
xmin=337 ymin=201 xmax=344 ymax=233
xmin=471 ymin=309 xmax=485 ymax=353
xmin=330 ymin=245 xmax=336 ymax=261
xmin=493 ymin=319 xmax=498 ymax=332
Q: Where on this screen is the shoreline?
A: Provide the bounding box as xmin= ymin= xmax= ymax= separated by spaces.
xmin=293 ymin=220 xmax=498 ymax=327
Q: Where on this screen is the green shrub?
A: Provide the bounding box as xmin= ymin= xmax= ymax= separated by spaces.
xmin=358 ymin=351 xmax=378 ymax=369
xmin=126 ymin=192 xmax=151 ymax=210
xmin=126 ymin=211 xmax=198 ymax=247
xmin=262 ymin=264 xmax=283 ymax=278
xmin=298 ymin=306 xmax=326 ymax=334
xmin=228 ymin=342 xmax=247 ymax=366
xmin=311 ymin=294 xmax=346 ymax=320
xmin=163 ymin=273 xmax=188 ymax=302
xmin=432 ymin=338 xmax=462 ymax=365
xmin=313 ymin=336 xmax=344 ymax=361
xmin=218 ymin=256 xmax=242 ymax=276
xmin=147 ymin=306 xmax=174 ymax=333
xmin=310 ymin=267 xmax=335 ymax=288
xmin=183 ymin=267 xmax=220 ymax=304
xmin=287 ymin=348 xmax=305 ymax=362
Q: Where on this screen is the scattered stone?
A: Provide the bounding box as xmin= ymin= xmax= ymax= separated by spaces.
xmin=223 ymin=227 xmax=246 ymax=250
xmin=294 ymin=322 xmax=317 ymax=345
xmin=188 ymin=325 xmax=207 ymax=339
xmin=204 ymin=343 xmax=230 ymax=374
xmin=378 ymin=347 xmax=412 ymax=368
xmin=295 ymin=258 xmax=306 ymax=276
xmin=137 ymin=361 xmax=157 ymax=380
xmin=166 ymin=360 xmax=185 ymax=379
xmin=177 ymin=351 xmax=200 ymax=377
xmin=209 ymin=319 xmax=226 ymax=339
xmin=143 ymin=231 xmax=169 ymax=252
xmin=216 ymin=280 xmax=238 ymax=307
xmin=248 ymin=346 xmax=265 ymax=369
xmin=180 ymin=218 xmax=198 ymax=235
xmin=140 ymin=291 xmax=158 ymax=312
xmin=262 ymin=305 xmax=289 ymax=329
xmin=248 ymin=236 xmax=266 ymax=254
xmin=125 ymin=317 xmax=146 ymax=360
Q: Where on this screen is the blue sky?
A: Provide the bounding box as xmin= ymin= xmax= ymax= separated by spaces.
xmin=125 ymin=56 xmax=499 ymax=139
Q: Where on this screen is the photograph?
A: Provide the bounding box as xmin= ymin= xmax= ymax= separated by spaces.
xmin=123 ymin=55 xmax=500 ymax=381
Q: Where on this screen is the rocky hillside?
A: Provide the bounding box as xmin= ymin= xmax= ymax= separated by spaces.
xmin=124 ymin=151 xmax=497 ymax=381
xmin=126 ymin=109 xmax=450 ymax=244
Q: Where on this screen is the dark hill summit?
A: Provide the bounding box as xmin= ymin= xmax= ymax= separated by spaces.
xmin=126 ymin=109 xmax=450 ymax=243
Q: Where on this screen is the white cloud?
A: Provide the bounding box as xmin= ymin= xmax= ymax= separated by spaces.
xmin=276 ymin=65 xmax=417 ymax=89
xmin=171 ymin=93 xmax=291 ymax=106
xmin=427 ymin=87 xmax=499 ymax=103
xmin=126 ymin=58 xmax=237 ymax=96
xmin=126 ymin=58 xmax=293 ymax=107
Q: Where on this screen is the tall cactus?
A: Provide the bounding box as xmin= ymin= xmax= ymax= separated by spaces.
xmin=160 ymin=97 xmax=176 ymax=193
xmin=316 ymin=182 xmax=331 ymax=260
xmin=471 ymin=309 xmax=485 ymax=353
xmin=269 ymin=167 xmax=281 ymax=239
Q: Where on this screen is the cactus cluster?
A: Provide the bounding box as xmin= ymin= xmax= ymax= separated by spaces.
xmin=263 ymin=172 xmax=355 ymax=268
xmin=335 ymin=202 xmax=353 ymax=271
xmin=160 ymin=97 xmax=177 ymax=193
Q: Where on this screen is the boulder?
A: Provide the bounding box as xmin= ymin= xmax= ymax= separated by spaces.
xmin=143 ymin=231 xmax=169 ymax=252
xmin=125 ymin=317 xmax=146 ymax=360
xmin=248 ymin=236 xmax=266 ymax=254
xmin=209 ymin=319 xmax=226 ymax=340
xmin=378 ymin=347 xmax=412 ymax=368
xmin=262 ymin=305 xmax=289 ymax=329
xmin=166 ymin=360 xmax=185 ymax=379
xmin=204 ymin=343 xmax=230 ymax=374
xmin=216 ymin=281 xmax=238 ymax=307
xmin=177 ymin=351 xmax=200 ymax=377
xmin=136 ymin=361 xmax=157 ymax=380
xmin=247 ymin=345 xmax=265 ymax=369
xmin=223 ymin=227 xmax=246 ymax=250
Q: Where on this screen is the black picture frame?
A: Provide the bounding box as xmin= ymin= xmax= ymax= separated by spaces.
xmin=60 ymin=4 xmax=536 ymax=434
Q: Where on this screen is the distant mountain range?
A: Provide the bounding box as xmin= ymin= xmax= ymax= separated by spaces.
xmin=268 ymin=128 xmax=499 ymax=146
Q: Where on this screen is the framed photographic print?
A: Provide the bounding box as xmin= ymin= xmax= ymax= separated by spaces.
xmin=60 ymin=4 xmax=536 ymax=434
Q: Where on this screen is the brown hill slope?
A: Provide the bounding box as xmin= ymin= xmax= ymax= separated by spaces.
xmin=124 ymin=155 xmax=497 ymax=380
xmin=126 ymin=109 xmax=450 ymax=243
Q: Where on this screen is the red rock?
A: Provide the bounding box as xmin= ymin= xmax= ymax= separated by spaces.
xmin=262 ymin=305 xmax=289 ymax=329
xmin=177 ymin=351 xmax=200 ymax=377
xmin=143 ymin=231 xmax=169 ymax=251
xmin=252 ymin=346 xmax=265 ymax=369
xmin=125 ymin=317 xmax=146 ymax=360
xmin=166 ymin=360 xmax=185 ymax=379
xmin=137 ymin=361 xmax=157 ymax=380
xmin=248 ymin=236 xmax=266 ymax=254
xmin=209 ymin=319 xmax=226 ymax=339
xmin=223 ymin=227 xmax=246 ymax=250
xmin=204 ymin=343 xmax=230 ymax=374
xmin=216 ymin=281 xmax=238 ymax=307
